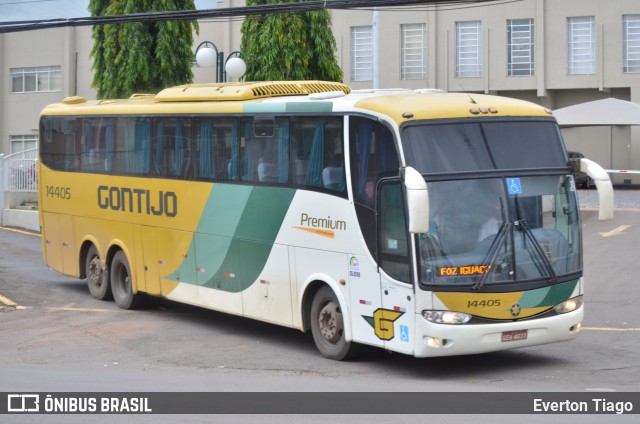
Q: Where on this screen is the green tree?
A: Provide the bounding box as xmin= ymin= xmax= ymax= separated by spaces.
xmin=240 ymin=0 xmax=343 ymax=81
xmin=89 ymin=0 xmax=198 ymax=99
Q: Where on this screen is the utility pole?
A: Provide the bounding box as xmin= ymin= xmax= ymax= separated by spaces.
xmin=372 ymin=7 xmax=380 ymax=89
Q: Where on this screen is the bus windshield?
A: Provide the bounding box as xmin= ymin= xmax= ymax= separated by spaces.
xmin=402 ymin=119 xmax=567 ymax=173
xmin=419 ymin=175 xmax=581 ymax=287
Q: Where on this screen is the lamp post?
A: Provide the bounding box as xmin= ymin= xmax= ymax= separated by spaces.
xmin=195 ymin=41 xmax=248 ymax=82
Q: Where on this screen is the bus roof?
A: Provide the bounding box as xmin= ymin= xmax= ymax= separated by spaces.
xmin=41 ymin=80 xmax=553 ymax=125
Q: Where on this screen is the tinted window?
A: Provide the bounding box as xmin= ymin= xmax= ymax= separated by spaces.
xmin=40 ymin=117 xmax=79 ymax=171
xmin=241 ymin=117 xmax=290 ymax=184
xmin=80 ymin=118 xmax=115 ymax=173
xmin=349 ymin=116 xmax=400 ymax=259
xmin=402 ymin=119 xmax=567 ymax=174
xmin=41 ymin=114 xmax=348 ymax=199
xmin=150 ymin=117 xmax=193 ymax=179
xmin=291 ymin=116 xmax=345 ymax=195
xmin=379 ymin=181 xmax=410 ymax=282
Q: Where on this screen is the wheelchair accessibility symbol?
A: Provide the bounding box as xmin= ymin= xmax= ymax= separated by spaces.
xmin=400 ymin=325 xmax=409 ymax=342
xmin=506 ymin=178 xmax=522 ymax=195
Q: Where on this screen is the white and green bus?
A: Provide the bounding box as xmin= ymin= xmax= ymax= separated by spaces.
xmin=38 ymin=81 xmax=610 ymax=360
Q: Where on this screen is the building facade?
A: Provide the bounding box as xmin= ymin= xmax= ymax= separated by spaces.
xmin=330 ymin=0 xmax=640 ymax=184
xmin=1 ymin=0 xmax=640 ymax=183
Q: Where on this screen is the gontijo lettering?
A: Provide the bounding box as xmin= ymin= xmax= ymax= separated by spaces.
xmin=98 ymin=185 xmax=177 ymax=217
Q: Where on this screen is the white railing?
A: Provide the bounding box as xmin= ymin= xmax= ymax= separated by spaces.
xmin=1 ymin=148 xmax=38 ymax=193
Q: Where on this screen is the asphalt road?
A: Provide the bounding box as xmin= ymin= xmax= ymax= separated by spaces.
xmin=0 ymin=206 xmax=639 ymax=423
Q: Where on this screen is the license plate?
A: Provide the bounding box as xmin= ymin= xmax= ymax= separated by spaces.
xmin=502 ymin=329 xmax=528 ymax=342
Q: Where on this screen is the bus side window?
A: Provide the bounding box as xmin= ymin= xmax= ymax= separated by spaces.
xmin=322 ymin=123 xmax=345 ymax=193
xmin=215 ymin=119 xmax=238 ymax=182
xmin=378 ymin=181 xmax=411 ymax=283
xmin=240 ymin=120 xmax=258 ymax=182
xmin=254 ymin=117 xmax=289 ymax=184
xmin=193 ymin=118 xmax=243 ymax=181
xmin=80 ymin=118 xmax=114 ymax=173
xmin=195 ymin=118 xmax=216 ymax=180
xmin=349 ymin=116 xmax=400 ymax=260
xmin=113 ymin=117 xmax=152 ymax=175
xmin=147 ymin=117 xmax=192 ymax=179
xmin=291 ymin=116 xmax=344 ymax=194
xmin=350 ymin=117 xmax=400 ymax=208
xmin=257 ymin=143 xmax=278 ymax=183
xmin=41 ymin=117 xmax=79 ymax=171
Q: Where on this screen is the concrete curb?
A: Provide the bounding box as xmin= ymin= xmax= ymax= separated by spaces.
xmin=1 ymin=209 xmax=39 ymax=232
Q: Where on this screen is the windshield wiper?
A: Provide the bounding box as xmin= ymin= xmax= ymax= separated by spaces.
xmin=517 ymin=219 xmax=558 ymax=283
xmin=473 ymin=222 xmax=511 ymax=290
xmin=513 ymin=196 xmax=558 ymax=284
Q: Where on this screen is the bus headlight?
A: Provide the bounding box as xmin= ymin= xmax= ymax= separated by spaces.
xmin=553 ymin=295 xmax=583 ymax=314
xmin=422 ymin=310 xmax=471 ymax=324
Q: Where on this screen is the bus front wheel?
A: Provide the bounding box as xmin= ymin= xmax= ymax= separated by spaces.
xmin=310 ymin=286 xmax=355 ymax=361
xmin=86 ymin=245 xmax=112 ymax=301
xmin=110 ymin=250 xmax=143 ymax=310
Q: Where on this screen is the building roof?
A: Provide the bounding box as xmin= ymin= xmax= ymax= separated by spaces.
xmin=554 ymin=98 xmax=640 ymax=127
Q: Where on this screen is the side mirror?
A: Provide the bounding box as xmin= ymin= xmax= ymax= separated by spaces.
xmin=403 ymin=166 xmax=430 ymax=233
xmin=580 ymin=158 xmax=614 ymax=221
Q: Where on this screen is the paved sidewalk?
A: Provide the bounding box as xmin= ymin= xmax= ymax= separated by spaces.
xmin=577 ymin=189 xmax=640 ymax=210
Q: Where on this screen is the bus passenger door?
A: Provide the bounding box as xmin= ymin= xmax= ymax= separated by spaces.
xmin=378 ymin=181 xmax=415 ymax=355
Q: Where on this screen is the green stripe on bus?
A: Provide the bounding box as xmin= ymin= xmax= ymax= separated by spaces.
xmin=200 ymin=187 xmax=295 ymax=292
xmin=284 ymin=102 xmax=333 ymax=113
xmin=165 ymin=185 xmax=295 ymax=293
xmin=197 ymin=184 xmax=253 ymax=237
xmin=519 ymin=279 xmax=579 ymax=308
xmin=535 ymin=279 xmax=579 ymax=307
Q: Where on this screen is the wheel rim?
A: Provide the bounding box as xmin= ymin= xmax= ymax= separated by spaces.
xmin=87 ymin=256 xmax=101 ymax=287
xmin=318 ymin=301 xmax=342 ymax=344
xmin=113 ymin=261 xmax=129 ymax=298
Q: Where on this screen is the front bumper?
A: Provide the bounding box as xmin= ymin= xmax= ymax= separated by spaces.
xmin=412 ymin=306 xmax=583 ymax=358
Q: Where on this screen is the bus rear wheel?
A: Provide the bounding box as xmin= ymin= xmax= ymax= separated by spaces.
xmin=110 ymin=250 xmax=143 ymax=310
xmin=86 ymin=245 xmax=112 ymax=300
xmin=310 ymin=286 xmax=355 ymax=361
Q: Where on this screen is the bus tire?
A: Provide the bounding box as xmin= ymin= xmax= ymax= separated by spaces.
xmin=86 ymin=245 xmax=112 ymax=301
xmin=110 ymin=250 xmax=143 ymax=310
xmin=310 ymin=285 xmax=355 ymax=361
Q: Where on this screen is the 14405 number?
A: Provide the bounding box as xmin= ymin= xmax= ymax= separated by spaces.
xmin=46 ymin=186 xmax=71 ymax=200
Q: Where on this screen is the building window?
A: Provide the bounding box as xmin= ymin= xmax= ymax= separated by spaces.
xmin=11 ymin=66 xmax=61 ymax=93
xmin=401 ymin=23 xmax=426 ymax=80
xmin=351 ymin=26 xmax=373 ymax=81
xmin=10 ymin=135 xmax=38 ymax=154
xmin=456 ymin=21 xmax=482 ymax=78
xmin=567 ymin=16 xmax=596 ymax=75
xmin=507 ymin=19 xmax=534 ymax=76
xmin=624 ymin=15 xmax=640 ymax=73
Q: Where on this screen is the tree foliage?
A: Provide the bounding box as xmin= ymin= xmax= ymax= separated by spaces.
xmin=89 ymin=0 xmax=198 ymax=99
xmin=240 ymin=0 xmax=342 ymax=82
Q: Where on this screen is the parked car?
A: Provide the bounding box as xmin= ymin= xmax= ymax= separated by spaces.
xmin=568 ymin=151 xmax=590 ymax=188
